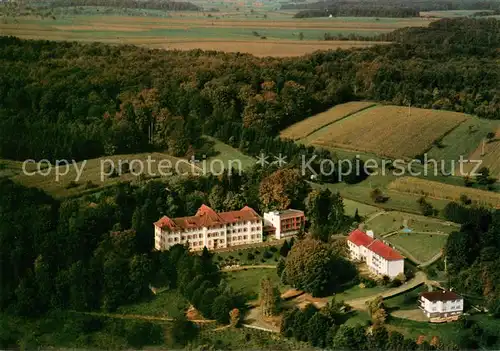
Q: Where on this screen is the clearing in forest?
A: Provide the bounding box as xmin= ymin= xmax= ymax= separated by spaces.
xmin=280 ymin=101 xmax=376 ymax=140
xmin=308 ymin=105 xmax=468 ymax=159
xmin=388 ymin=176 xmax=500 ymax=208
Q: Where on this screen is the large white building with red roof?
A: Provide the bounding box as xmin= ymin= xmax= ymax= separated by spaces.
xmin=347 ymin=229 xmax=404 ymax=278
xmin=154 ymin=204 xmax=263 ymax=251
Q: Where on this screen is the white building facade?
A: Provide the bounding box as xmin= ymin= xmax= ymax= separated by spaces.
xmin=154 ymin=204 xmax=263 ymax=251
xmin=419 ymin=290 xmax=463 ymax=322
xmin=263 ymin=209 xmax=305 ymax=239
xmin=347 ymin=229 xmax=404 ymax=278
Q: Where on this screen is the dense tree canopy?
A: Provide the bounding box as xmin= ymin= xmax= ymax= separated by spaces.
xmin=0 ymin=18 xmax=498 ymax=163
xmin=282 ymin=238 xmax=356 ymax=296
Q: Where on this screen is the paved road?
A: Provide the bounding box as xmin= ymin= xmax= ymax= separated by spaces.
xmin=344 ymin=271 xmax=427 ymax=310
xmin=222 ymin=264 xmax=276 ymax=271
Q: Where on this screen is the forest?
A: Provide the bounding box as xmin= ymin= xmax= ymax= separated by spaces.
xmin=44 ymin=0 xmax=200 ymax=11
xmin=285 ymin=0 xmax=500 ymax=18
xmin=0 ymin=18 xmax=499 ymax=164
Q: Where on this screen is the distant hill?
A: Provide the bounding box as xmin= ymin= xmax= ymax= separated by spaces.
xmin=46 ymin=0 xmax=201 ymax=11
xmin=284 ymin=0 xmax=500 ymax=18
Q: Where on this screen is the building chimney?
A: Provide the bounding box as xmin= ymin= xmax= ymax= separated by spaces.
xmin=366 ymin=230 xmax=374 ymax=238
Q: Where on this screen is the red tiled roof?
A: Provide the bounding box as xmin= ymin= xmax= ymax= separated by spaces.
xmin=347 ymin=229 xmax=374 ymax=247
xmin=420 ymin=290 xmax=462 ymax=302
xmin=154 ymin=204 xmax=261 ymax=231
xmin=367 ymin=240 xmax=404 ymax=261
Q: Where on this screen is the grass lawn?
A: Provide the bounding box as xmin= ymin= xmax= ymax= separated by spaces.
xmin=384 ymin=285 xmax=426 ymax=312
xmin=385 ymin=233 xmax=448 ymax=263
xmin=195 ymin=326 xmax=314 ymax=350
xmin=224 ymin=268 xmax=285 ymax=300
xmin=116 ymin=289 xmax=188 ymax=318
xmin=366 ymin=211 xmax=458 ymax=236
xmin=426 ymin=117 xmax=499 ymax=163
xmin=343 ymin=198 xmax=381 ymax=218
xmin=386 ymin=316 xmax=461 ymax=345
xmin=215 ymin=245 xmax=282 ymax=266
xmin=345 ymin=310 xmax=371 ymax=326
xmin=204 ymin=136 xmax=256 ymax=172
xmin=314 ymin=174 xmax=451 ymax=218
xmin=10 ymin=152 xmax=193 ymax=199
xmin=333 ymin=284 xmax=388 ymax=302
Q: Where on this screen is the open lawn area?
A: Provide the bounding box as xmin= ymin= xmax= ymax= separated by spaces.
xmin=223 ymin=268 xmax=285 ymax=300
xmin=343 ymin=198 xmax=381 ymax=218
xmin=388 ymin=176 xmax=500 ymax=209
xmin=116 ymin=289 xmax=188 ymax=318
xmin=384 ymin=285 xmax=426 ymax=312
xmin=385 ymin=232 xmax=448 ymax=264
xmin=312 ymin=174 xmax=451 ymax=217
xmin=215 ymin=245 xmax=283 ymax=266
xmin=333 ymin=283 xmax=388 ymax=302
xmin=204 ymin=136 xmax=256 ymax=172
xmin=196 ymin=326 xmax=313 ymax=350
xmin=365 ymin=211 xmax=458 ymax=236
xmin=387 ymin=316 xmax=462 ymax=345
xmin=10 ymin=152 xmax=194 ymax=198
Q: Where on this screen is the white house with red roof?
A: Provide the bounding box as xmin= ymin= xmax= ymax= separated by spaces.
xmin=154 ymin=204 xmax=263 ymax=251
xmin=347 ymin=229 xmax=404 ymax=278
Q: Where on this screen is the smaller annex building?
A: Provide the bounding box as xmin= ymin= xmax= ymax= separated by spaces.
xmin=347 ymin=229 xmax=404 ymax=278
xmin=419 ymin=290 xmax=464 ymax=322
xmin=263 ymin=209 xmax=305 ymax=240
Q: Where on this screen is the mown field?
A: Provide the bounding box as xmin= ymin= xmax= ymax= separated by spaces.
xmin=280 ymin=101 xmax=376 ymax=140
xmin=459 ymin=127 xmax=500 ymax=178
xmin=8 ymin=152 xmax=196 ymax=198
xmin=427 ymin=117 xmax=500 ymax=166
xmin=389 ymin=176 xmax=500 ymax=208
xmin=365 ymin=211 xmax=458 ymax=236
xmin=306 ymin=105 xmax=469 ymax=159
xmin=223 ymin=268 xmax=285 ymax=300
xmin=0 ymin=13 xmax=433 ymax=56
xmin=385 ymin=232 xmax=447 ymax=264
xmin=313 ymin=173 xmax=451 ymax=217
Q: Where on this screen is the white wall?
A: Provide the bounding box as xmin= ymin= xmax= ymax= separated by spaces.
xmin=263 ymin=212 xmax=281 ymax=239
xmin=421 ymin=296 xmax=464 ymax=314
xmin=387 ymin=259 xmax=404 ymax=278
xmin=154 ymin=218 xmax=263 ymax=251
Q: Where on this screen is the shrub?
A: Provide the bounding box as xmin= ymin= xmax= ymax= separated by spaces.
xmin=254 ymin=250 xmax=260 ymax=255
xmin=262 ymin=250 xmax=273 ymax=259
xmin=270 ymin=247 xmax=278 ymax=253
xmin=217 ymin=256 xmax=223 ymax=261
xmin=85 ymin=180 xmax=98 ymax=190
xmin=238 ymin=252 xmax=243 ymax=256
xmin=65 ymin=181 xmax=79 ymax=189
xmin=247 ymin=253 xmax=255 ymax=261
xmin=261 ymin=259 xmax=266 ymax=263
xmin=228 ymin=255 xmax=234 ymax=259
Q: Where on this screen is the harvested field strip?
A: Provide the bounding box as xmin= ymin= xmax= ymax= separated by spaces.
xmin=388 ymin=176 xmax=500 ymax=208
xmin=310 ymin=105 xmax=468 ymax=159
xmin=280 ymin=101 xmax=376 ymax=140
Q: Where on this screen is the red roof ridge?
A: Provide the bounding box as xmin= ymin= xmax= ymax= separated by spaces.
xmin=347 ymin=229 xmax=374 ymax=247
xmin=367 ymin=239 xmax=404 ymax=261
xmin=155 ymin=204 xmax=262 ymax=231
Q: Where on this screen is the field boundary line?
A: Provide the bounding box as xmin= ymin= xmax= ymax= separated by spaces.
xmin=298 ymin=103 xmax=377 ymax=142
xmin=421 ymin=117 xmax=469 ymax=155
